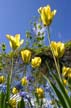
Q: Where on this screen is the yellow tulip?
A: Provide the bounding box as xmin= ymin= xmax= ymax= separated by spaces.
xmin=62 ymin=66 xmax=69 ymax=77
xmin=50 ymin=41 xmax=65 ymax=58
xmin=38 ymin=5 xmax=56 ymax=26
xmin=21 ymin=49 xmax=31 ymax=63
xmin=63 ymin=79 xmax=67 ymax=86
xmin=31 ymin=57 xmax=41 ymax=68
xmin=21 ymin=77 xmax=28 ymax=86
xmin=0 ymin=76 xmax=5 ymax=84
xmin=9 ymin=99 xmax=16 ymax=108
xmin=12 ymin=87 xmax=19 ymax=94
xmin=68 ymin=73 xmax=71 ymax=78
xmin=6 ymin=34 xmax=24 ymax=50
xmin=36 ymin=87 xmax=44 ymax=98
xmin=62 ymin=66 xmax=71 ymax=78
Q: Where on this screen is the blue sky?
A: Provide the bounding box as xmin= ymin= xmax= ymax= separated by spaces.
xmin=0 ymin=0 xmax=71 ymax=51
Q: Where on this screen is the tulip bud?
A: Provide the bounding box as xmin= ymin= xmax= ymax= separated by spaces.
xmin=50 ymin=41 xmax=65 ymax=58
xmin=36 ymin=87 xmax=44 ymax=98
xmin=6 ymin=34 xmax=24 ymax=50
xmin=21 ymin=77 xmax=28 ymax=86
xmin=0 ymin=76 xmax=5 ymax=84
xmin=12 ymin=87 xmax=19 ymax=94
xmin=21 ymin=49 xmax=31 ymax=63
xmin=38 ymin=5 xmax=56 ymax=26
xmin=31 ymin=57 xmax=41 ymax=68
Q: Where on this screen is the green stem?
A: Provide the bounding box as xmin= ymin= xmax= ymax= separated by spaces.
xmin=5 ymin=53 xmax=14 ymax=108
xmin=47 ymin=26 xmax=62 ymax=82
xmin=24 ymin=64 xmax=27 ymax=76
xmin=45 ymin=61 xmax=51 ymax=73
xmin=10 ymin=56 xmax=14 ymax=83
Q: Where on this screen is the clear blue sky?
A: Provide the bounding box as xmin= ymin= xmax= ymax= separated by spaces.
xmin=0 ymin=0 xmax=71 ymax=51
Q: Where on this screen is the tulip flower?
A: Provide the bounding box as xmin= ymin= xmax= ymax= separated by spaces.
xmin=12 ymin=87 xmax=19 ymax=94
xmin=21 ymin=77 xmax=28 ymax=86
xmin=9 ymin=99 xmax=16 ymax=108
xmin=6 ymin=34 xmax=24 ymax=50
xmin=62 ymin=66 xmax=71 ymax=78
xmin=63 ymin=79 xmax=67 ymax=86
xmin=21 ymin=49 xmax=31 ymax=63
xmin=50 ymin=41 xmax=65 ymax=58
xmin=0 ymin=75 xmax=5 ymax=84
xmin=31 ymin=57 xmax=41 ymax=68
xmin=38 ymin=5 xmax=56 ymax=26
xmin=36 ymin=87 xmax=44 ymax=98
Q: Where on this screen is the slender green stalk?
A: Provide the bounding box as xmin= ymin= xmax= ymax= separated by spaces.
xmin=5 ymin=52 xmax=14 ymax=108
xmin=10 ymin=56 xmax=14 ymax=83
xmin=24 ymin=64 xmax=27 ymax=76
xmin=47 ymin=26 xmax=62 ymax=82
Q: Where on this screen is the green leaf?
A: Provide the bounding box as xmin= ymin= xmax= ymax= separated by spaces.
xmin=35 ymin=92 xmax=40 ymax=105
xmin=18 ymin=98 xmax=25 ymax=108
xmin=51 ymin=74 xmax=71 ymax=108
xmin=42 ymin=74 xmax=71 ymax=108
xmin=0 ymin=92 xmax=6 ymax=108
xmin=50 ymin=82 xmax=68 ymax=108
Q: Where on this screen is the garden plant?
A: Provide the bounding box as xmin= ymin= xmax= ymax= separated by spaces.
xmin=0 ymin=4 xmax=71 ymax=108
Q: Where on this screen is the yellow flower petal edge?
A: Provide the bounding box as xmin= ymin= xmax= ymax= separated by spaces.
xmin=6 ymin=34 xmax=24 ymax=50
xmin=38 ymin=5 xmax=56 ymax=26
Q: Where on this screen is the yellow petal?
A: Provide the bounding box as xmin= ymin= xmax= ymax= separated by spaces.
xmin=41 ymin=8 xmax=47 ymax=26
xmin=63 ymin=79 xmax=67 ymax=85
xmin=31 ymin=57 xmax=41 ymax=68
xmin=46 ymin=5 xmax=51 ymax=12
xmin=15 ymin=34 xmax=20 ymax=41
xmin=53 ymin=10 xmax=57 ymax=16
xmin=6 ymin=35 xmax=15 ymax=42
xmin=20 ymin=40 xmax=24 ymax=45
xmin=21 ymin=50 xmax=31 ymax=63
xmin=50 ymin=41 xmax=57 ymax=49
xmin=9 ymin=41 xmax=12 ymax=48
xmin=38 ymin=5 xmax=56 ymax=26
xmin=38 ymin=7 xmax=42 ymax=13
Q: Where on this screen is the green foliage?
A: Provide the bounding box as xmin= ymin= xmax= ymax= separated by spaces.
xmin=43 ymin=74 xmax=71 ymax=108
xmin=18 ymin=98 xmax=25 ymax=108
xmin=0 ymin=92 xmax=6 ymax=108
xmin=0 ymin=5 xmax=71 ymax=108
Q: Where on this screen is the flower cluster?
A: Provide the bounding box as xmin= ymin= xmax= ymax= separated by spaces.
xmin=21 ymin=49 xmax=42 ymax=68
xmin=0 ymin=4 xmax=69 ymax=108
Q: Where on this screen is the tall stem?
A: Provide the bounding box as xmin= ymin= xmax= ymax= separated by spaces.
xmin=47 ymin=26 xmax=62 ymax=82
xmin=5 ymin=53 xmax=14 ymax=108
xmin=10 ymin=56 xmax=14 ymax=83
